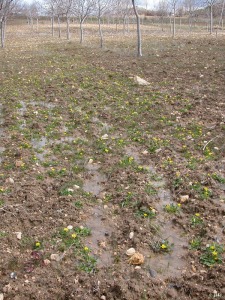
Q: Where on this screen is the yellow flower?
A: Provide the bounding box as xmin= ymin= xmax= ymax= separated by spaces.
xmin=161 ymin=244 xmax=167 ymax=249
xmin=212 ymin=251 xmax=218 ymax=257
xmin=210 ymin=246 xmax=215 ymax=250
xmin=35 ymin=242 xmax=41 ymax=247
xmin=84 ymin=246 xmax=89 ymax=252
xmin=177 ymin=203 xmax=181 ymax=207
xmin=195 ymin=213 xmax=200 ymax=217
xmin=63 ymin=228 xmax=69 ymax=232
xmin=104 ymin=148 xmax=109 ymax=153
xmin=71 ymin=233 xmax=77 ymax=239
xmin=143 ymin=213 xmax=148 ymax=217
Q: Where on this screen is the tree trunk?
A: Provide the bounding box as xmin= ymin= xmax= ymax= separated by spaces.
xmin=80 ymin=21 xmax=83 ymax=43
xmin=1 ymin=20 xmax=6 ymax=48
xmin=173 ymin=9 xmax=176 ymax=37
xmin=132 ymin=0 xmax=142 ymax=57
xmin=98 ymin=17 xmax=103 ymax=48
xmin=36 ymin=18 xmax=39 ymax=31
xmin=51 ymin=15 xmax=54 ymax=37
xmin=58 ymin=16 xmax=61 ymax=38
xmin=210 ymin=5 xmax=213 ymax=34
xmin=66 ymin=16 xmax=70 ymax=40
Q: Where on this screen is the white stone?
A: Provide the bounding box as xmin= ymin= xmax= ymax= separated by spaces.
xmin=88 ymin=158 xmax=93 ymax=164
xmin=126 ymin=248 xmax=136 ymax=256
xmin=101 ymin=134 xmax=109 ymax=140
xmin=0 ymin=293 xmax=4 ymax=300
xmin=180 ymin=195 xmax=189 ymax=203
xmin=67 ymin=225 xmax=73 ymax=230
xmin=50 ymin=254 xmax=61 ymax=261
xmin=15 ymin=232 xmax=22 ymax=240
xmin=134 ymin=76 xmax=150 ymax=86
xmin=129 ymin=232 xmax=134 ymax=239
xmin=6 ymin=178 xmax=14 ymax=184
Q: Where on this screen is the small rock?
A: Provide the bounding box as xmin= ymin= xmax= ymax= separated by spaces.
xmin=10 ymin=272 xmax=17 ymax=279
xmin=67 ymin=225 xmax=73 ymax=230
xmin=15 ymin=232 xmax=22 ymax=240
xmin=129 ymin=252 xmax=144 ymax=265
xmin=43 ymin=259 xmax=51 ymax=266
xmin=135 ymin=266 xmax=141 ymax=270
xmin=142 ymin=150 xmax=148 ymax=155
xmin=191 ymin=265 xmax=197 ymax=273
xmin=129 ymin=232 xmax=134 ymax=239
xmin=180 ymin=195 xmax=189 ymax=203
xmin=6 ymin=178 xmax=14 ymax=184
xmin=0 ymin=293 xmax=4 ymax=300
xmin=50 ymin=254 xmax=61 ymax=261
xmin=149 ymin=268 xmax=157 ymax=278
xmin=134 ymin=76 xmax=150 ymax=86
xmin=74 ymin=185 xmax=80 ymax=189
xmin=88 ymin=158 xmax=93 ymax=164
xmin=100 ymin=296 xmax=106 ymax=300
xmin=101 ymin=134 xmax=109 ymax=140
xmin=126 ymin=248 xmax=136 ymax=256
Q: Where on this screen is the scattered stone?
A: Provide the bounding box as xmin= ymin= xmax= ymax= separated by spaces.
xmin=15 ymin=232 xmax=22 ymax=240
xmin=149 ymin=268 xmax=157 ymax=278
xmin=0 ymin=293 xmax=4 ymax=300
xmin=180 ymin=195 xmax=189 ymax=203
xmin=43 ymin=259 xmax=51 ymax=266
xmin=126 ymin=248 xmax=136 ymax=256
xmin=135 ymin=266 xmax=141 ymax=270
xmin=10 ymin=272 xmax=17 ymax=279
xmin=101 ymin=134 xmax=109 ymax=140
xmin=134 ymin=76 xmax=150 ymax=86
xmin=50 ymin=254 xmax=61 ymax=261
xmin=67 ymin=225 xmax=73 ymax=230
xmin=128 ymin=253 xmax=144 ymax=265
xmin=74 ymin=185 xmax=80 ymax=190
xmin=129 ymin=232 xmax=134 ymax=239
xmin=142 ymin=150 xmax=148 ymax=155
xmin=6 ymin=178 xmax=14 ymax=184
xmin=100 ymin=296 xmax=106 ymax=300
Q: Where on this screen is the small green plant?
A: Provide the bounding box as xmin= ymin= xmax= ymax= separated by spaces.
xmin=77 ymin=246 xmax=97 ymax=273
xmin=164 ymin=203 xmax=181 ymax=214
xmin=189 ymin=238 xmax=202 ymax=250
xmin=73 ymin=201 xmax=83 ymax=209
xmin=119 ymin=156 xmax=135 ymax=167
xmin=200 ymin=243 xmax=224 ymax=267
xmin=191 ymin=213 xmax=203 ymax=227
xmin=145 ymin=184 xmax=157 ymax=195
xmin=156 ymin=239 xmax=174 ymax=253
xmin=211 ymin=173 xmax=225 ymax=184
xmin=0 ymin=199 xmax=4 ymax=207
xmin=136 ymin=206 xmax=156 ymax=219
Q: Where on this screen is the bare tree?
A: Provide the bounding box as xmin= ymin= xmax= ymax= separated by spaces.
xmin=95 ymin=0 xmax=113 ymax=48
xmin=132 ymin=0 xmax=142 ymax=57
xmin=169 ymin=0 xmax=180 ymax=37
xmin=205 ymin=0 xmax=218 ymax=33
xmin=157 ymin=0 xmax=169 ymax=31
xmin=0 ymin=0 xmax=20 ymax=48
xmin=63 ymin=0 xmax=73 ymax=39
xmin=73 ymin=0 xmax=95 ymax=43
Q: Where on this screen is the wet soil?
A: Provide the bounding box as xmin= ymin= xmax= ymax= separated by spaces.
xmin=0 ymin=23 xmax=225 ymax=300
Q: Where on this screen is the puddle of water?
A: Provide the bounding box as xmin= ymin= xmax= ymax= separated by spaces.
xmin=19 ymin=101 xmax=26 ymax=115
xmin=83 ymin=170 xmax=107 ymax=196
xmin=125 ymin=146 xmax=141 ymax=163
xmin=31 ymin=100 xmax=55 ymax=109
xmin=147 ymin=224 xmax=188 ymax=277
xmin=85 ymin=206 xmax=113 ymax=267
xmin=31 ymin=137 xmax=49 ymax=161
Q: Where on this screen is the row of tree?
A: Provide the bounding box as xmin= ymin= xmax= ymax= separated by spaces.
xmin=1 ymin=0 xmax=225 ymax=55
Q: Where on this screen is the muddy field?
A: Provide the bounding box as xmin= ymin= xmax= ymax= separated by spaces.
xmin=0 ymin=22 xmax=225 ymax=300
